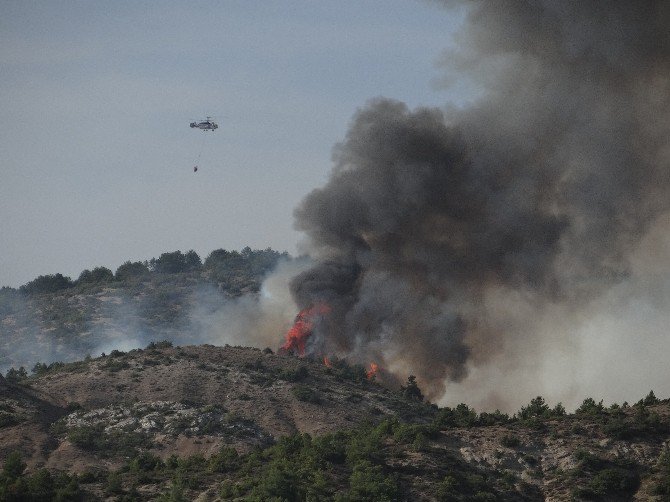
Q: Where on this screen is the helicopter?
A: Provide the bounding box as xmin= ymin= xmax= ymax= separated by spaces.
xmin=190 ymin=116 xmax=218 ymax=131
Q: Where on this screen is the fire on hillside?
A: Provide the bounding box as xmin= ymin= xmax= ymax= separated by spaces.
xmin=278 ymin=304 xmax=331 ymax=356
xmin=279 ymin=305 xmax=381 ymax=381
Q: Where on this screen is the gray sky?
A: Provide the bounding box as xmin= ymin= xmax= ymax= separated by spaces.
xmin=0 ymin=1 xmax=465 ymax=287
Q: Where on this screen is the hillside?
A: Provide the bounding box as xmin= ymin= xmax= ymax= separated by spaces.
xmin=0 ymin=247 xmax=287 ymax=373
xmin=1 ymin=344 xmax=669 ymax=501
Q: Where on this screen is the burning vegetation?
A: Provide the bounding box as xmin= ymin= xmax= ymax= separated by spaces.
xmin=280 ymin=304 xmax=381 ymax=381
xmin=278 ymin=303 xmax=331 ymax=356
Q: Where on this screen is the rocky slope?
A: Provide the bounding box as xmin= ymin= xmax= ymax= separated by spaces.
xmin=0 ymin=345 xmax=429 ymax=483
xmin=1 ymin=344 xmax=669 ymax=501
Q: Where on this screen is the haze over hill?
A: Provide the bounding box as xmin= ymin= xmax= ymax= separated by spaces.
xmin=0 ymin=247 xmax=296 ymax=375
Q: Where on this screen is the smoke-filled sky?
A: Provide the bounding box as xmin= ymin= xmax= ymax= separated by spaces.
xmin=3 ymin=1 xmax=670 ymax=411
xmin=283 ymin=0 xmax=670 ymax=408
xmin=0 ymin=1 xmax=465 ymax=287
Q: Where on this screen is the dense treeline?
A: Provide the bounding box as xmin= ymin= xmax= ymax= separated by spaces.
xmin=5 ymin=247 xmax=288 ymax=295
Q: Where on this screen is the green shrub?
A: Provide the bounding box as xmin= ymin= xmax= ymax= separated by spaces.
xmin=522 ymin=454 xmax=538 ymax=466
xmin=67 ymin=425 xmax=151 ymax=456
xmin=571 ymin=424 xmax=586 ymax=435
xmin=279 ymin=365 xmax=309 ymax=382
xmin=129 ymin=452 xmax=163 ymax=472
xmin=653 ymin=448 xmax=670 ymax=497
xmin=77 ymin=267 xmax=114 ymax=285
xmin=292 ymin=384 xmax=321 ymax=404
xmin=518 ymin=396 xmax=551 ymax=420
xmin=248 ymin=458 xmax=301 ymax=501
xmin=579 ymin=468 xmax=639 ymax=497
xmin=436 ymin=474 xmax=460 ymax=500
xmin=602 ymin=417 xmax=626 ymax=438
xmin=68 ymin=425 xmax=105 ymax=450
xmin=392 ymin=423 xmax=437 ymax=445
xmin=159 ymin=477 xmax=188 ymax=502
xmin=5 ymin=367 xmax=28 ymax=384
xmin=20 ymin=273 xmax=73 ymax=295
xmin=603 ymin=404 xmax=668 ymax=439
xmin=574 ymin=449 xmax=606 ymax=470
xmin=2 ymin=451 xmax=26 ymax=479
xmin=208 ymin=447 xmax=240 ymax=473
xmin=0 ymin=453 xmax=82 ymax=501
xmin=146 ymin=340 xmax=174 ymax=350
xmin=150 ymin=250 xmax=202 ymax=274
xmin=329 ymin=359 xmax=368 ymax=383
xmin=347 ymin=460 xmax=399 ymax=501
xmin=552 ymin=402 xmax=566 ymax=416
xmin=219 ymin=480 xmax=235 ymax=498
xmin=32 ymin=361 xmax=67 ymax=376
xmin=522 ymin=417 xmax=546 ymax=431
xmin=434 ymin=403 xmax=478 ymax=428
xmin=105 ymin=471 xmax=123 ymax=495
xmin=500 ymin=435 xmax=521 ymax=448
xmin=312 ymin=433 xmax=347 ymax=465
xmin=66 ymin=402 xmax=82 ymax=413
xmin=575 ymin=397 xmax=604 ymax=415
xmin=478 ymin=409 xmax=511 ymax=426
xmin=344 ymin=425 xmax=388 ymax=466
xmin=401 ymin=375 xmax=424 ymax=402
xmin=114 ymin=260 xmax=149 ymax=281
xmin=644 ymin=390 xmax=660 ymax=406
xmin=176 ymin=454 xmax=207 ymax=473
xmin=103 ymin=359 xmax=130 ymax=372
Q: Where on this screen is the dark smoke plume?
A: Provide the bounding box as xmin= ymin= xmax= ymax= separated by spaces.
xmin=290 ymin=1 xmax=670 ymax=400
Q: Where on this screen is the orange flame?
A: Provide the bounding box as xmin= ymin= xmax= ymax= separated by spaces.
xmin=323 ymin=356 xmax=333 ymax=368
xmin=280 ymin=303 xmax=331 ymax=356
xmin=366 ymin=362 xmax=379 ymax=380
